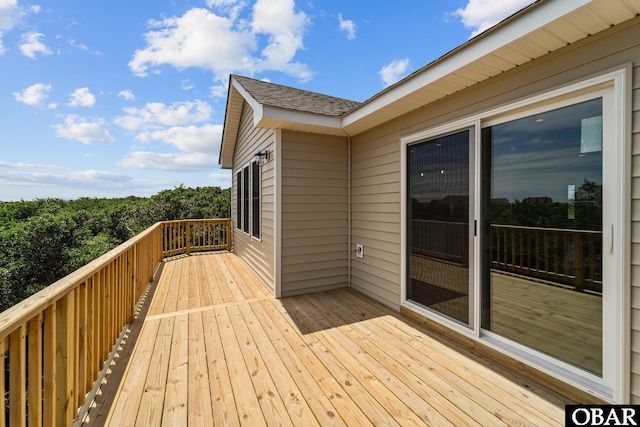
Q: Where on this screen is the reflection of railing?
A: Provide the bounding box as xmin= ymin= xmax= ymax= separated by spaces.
xmin=410 ymin=220 xmax=469 ymax=265
xmin=490 ymin=224 xmax=602 ymax=293
xmin=409 ymin=220 xmax=602 ymax=294
xmin=0 ymin=219 xmax=232 ymax=426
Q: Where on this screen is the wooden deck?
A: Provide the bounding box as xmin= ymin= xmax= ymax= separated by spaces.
xmin=84 ymin=252 xmax=567 ymax=426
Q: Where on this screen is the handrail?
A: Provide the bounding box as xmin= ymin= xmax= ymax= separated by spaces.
xmin=0 ymin=218 xmax=231 ymax=426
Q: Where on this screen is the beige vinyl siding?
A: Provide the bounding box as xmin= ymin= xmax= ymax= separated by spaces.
xmin=280 ymin=130 xmax=348 ymax=296
xmin=631 ymin=62 xmax=640 ymax=402
xmin=232 ymin=102 xmax=275 ymax=293
xmin=350 ymin=16 xmax=640 ymax=399
xmin=350 ymin=134 xmax=401 ymax=309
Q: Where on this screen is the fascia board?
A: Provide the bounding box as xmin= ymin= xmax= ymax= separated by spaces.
xmin=342 ymin=0 xmax=591 ymax=129
xmin=230 ymin=77 xmax=264 ymax=125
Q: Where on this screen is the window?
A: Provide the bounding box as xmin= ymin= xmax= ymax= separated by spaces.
xmin=235 ymin=160 xmax=261 ymax=238
xmin=252 ymin=160 xmax=260 ymax=238
xmin=236 ymin=171 xmax=242 ymax=230
xmin=401 ymin=69 xmax=627 ymax=401
xmin=243 ymin=165 xmax=249 ymax=234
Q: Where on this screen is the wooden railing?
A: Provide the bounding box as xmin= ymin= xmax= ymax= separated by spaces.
xmin=161 ymin=219 xmax=231 ymax=257
xmin=410 ymin=220 xmax=602 ymax=294
xmin=0 ymin=219 xmax=231 ymax=426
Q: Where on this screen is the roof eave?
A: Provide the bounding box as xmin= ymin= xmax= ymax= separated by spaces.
xmin=341 ymin=0 xmax=595 ymax=135
xmin=219 ymin=76 xmax=262 ymax=169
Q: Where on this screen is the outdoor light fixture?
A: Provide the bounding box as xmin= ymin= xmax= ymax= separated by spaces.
xmin=254 ymin=150 xmax=270 ymax=165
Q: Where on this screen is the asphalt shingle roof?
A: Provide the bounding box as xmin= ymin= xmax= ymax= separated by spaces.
xmin=233 ymin=75 xmax=361 ymax=117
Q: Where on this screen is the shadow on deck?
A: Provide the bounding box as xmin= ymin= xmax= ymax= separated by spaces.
xmin=83 ymin=252 xmax=569 ymax=426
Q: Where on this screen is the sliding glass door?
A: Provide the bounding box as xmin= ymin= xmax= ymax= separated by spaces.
xmin=403 ymin=71 xmax=626 ymax=399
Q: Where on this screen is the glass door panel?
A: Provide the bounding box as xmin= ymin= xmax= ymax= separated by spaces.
xmin=407 ymin=130 xmax=471 ymax=325
xmin=481 ymin=98 xmax=603 ymax=376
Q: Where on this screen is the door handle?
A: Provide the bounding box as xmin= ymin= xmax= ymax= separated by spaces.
xmin=605 ymin=223 xmax=614 ymax=254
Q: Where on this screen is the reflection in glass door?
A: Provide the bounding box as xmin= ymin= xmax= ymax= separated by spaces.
xmin=481 ymin=98 xmax=603 ymax=376
xmin=407 ymin=130 xmax=471 ymax=325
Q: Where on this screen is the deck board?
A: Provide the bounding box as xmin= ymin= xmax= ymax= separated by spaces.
xmin=88 ymin=252 xmax=566 ymax=427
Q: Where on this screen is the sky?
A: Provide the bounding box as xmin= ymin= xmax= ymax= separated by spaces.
xmin=0 ymin=0 xmax=533 ymax=201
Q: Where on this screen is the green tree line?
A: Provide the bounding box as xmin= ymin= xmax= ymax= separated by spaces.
xmin=0 ymin=186 xmax=231 ymax=313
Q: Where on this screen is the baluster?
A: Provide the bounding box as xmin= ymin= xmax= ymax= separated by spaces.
xmin=0 ymin=337 xmax=6 ymax=427
xmin=28 ymin=313 xmax=43 ymax=427
xmin=9 ymin=324 xmax=26 ymax=427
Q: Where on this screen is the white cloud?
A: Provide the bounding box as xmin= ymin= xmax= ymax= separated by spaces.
xmin=19 ymin=31 xmax=52 ymax=58
xmin=119 ymin=151 xmax=217 ymax=172
xmin=209 ymin=172 xmax=231 ymax=182
xmin=0 ymin=160 xmax=62 ymax=170
xmin=118 ymin=89 xmax=135 ymax=101
xmin=54 ymin=115 xmax=116 ymax=144
xmin=14 ymin=83 xmax=52 ymax=106
xmin=0 ymin=0 xmax=25 ymax=55
xmin=206 ymin=0 xmax=242 ymax=7
xmin=0 ymin=0 xmax=21 ymax=32
xmin=251 ymin=0 xmax=310 ymax=79
xmin=379 ymin=58 xmax=410 ymax=87
xmin=453 ymin=0 xmax=534 ymax=37
xmin=67 ymin=87 xmax=96 ymax=107
xmin=129 ymin=2 xmax=311 ymax=91
xmin=136 ymin=124 xmax=222 ymax=154
xmin=206 ymin=0 xmax=247 ymax=21
xmin=129 ymin=8 xmax=254 ymax=79
xmin=210 ymin=83 xmax=227 ymax=98
xmin=114 ymin=100 xmax=212 ymax=131
xmin=338 ymin=13 xmax=356 ymax=40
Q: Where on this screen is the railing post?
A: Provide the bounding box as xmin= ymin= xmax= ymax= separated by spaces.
xmin=55 ymin=292 xmax=76 ymax=427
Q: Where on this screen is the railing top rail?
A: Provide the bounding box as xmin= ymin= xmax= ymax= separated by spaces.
xmin=0 ymin=221 xmax=163 ymax=341
xmin=161 ymin=218 xmax=231 ymax=225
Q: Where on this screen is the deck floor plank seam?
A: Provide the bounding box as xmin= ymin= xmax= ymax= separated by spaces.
xmin=227 ymin=303 xmax=297 ymax=426
xmin=201 ymin=309 xmax=240 ymax=426
xmin=216 ymin=306 xmax=268 ymax=426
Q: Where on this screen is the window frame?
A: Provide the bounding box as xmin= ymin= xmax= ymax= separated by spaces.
xmin=236 ymin=170 xmax=242 ymax=230
xmin=251 ymin=160 xmax=261 ymax=239
xmin=235 ymin=160 xmax=262 ymax=240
